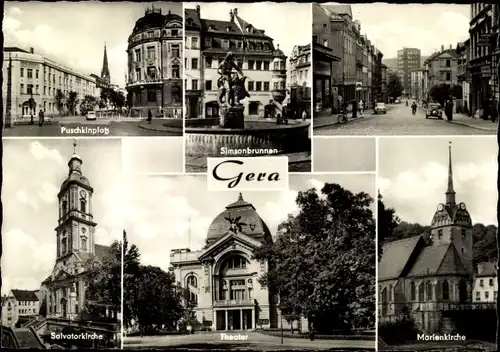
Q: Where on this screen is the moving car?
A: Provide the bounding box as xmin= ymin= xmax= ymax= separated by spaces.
xmin=86 ymin=111 xmax=97 ymax=121
xmin=374 ymin=102 xmax=387 ymax=114
xmin=425 ymin=103 xmax=443 ymax=119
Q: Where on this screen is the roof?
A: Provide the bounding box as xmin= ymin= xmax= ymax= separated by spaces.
xmin=322 ymin=4 xmax=352 ymax=18
xmin=132 ymin=9 xmax=182 ymax=34
xmin=11 ymin=290 xmax=39 ymax=302
xmin=4 ymin=47 xmax=29 ymax=53
xmin=235 ymin=15 xmax=268 ymax=38
xmin=185 ymin=8 xmax=201 ymax=30
xmin=378 ymin=236 xmax=423 ymax=281
xmin=406 ymin=243 xmax=467 ymax=277
xmin=201 ymin=18 xmax=241 ymax=34
xmin=477 ymin=262 xmax=497 ymax=277
xmin=424 ymin=49 xmax=458 ymax=64
xmin=95 ymin=244 xmax=113 ymax=261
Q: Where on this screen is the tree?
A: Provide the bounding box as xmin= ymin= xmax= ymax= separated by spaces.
xmin=66 ymin=91 xmax=79 ymax=116
xmin=80 ymin=240 xmax=121 ymax=322
xmin=429 ymin=83 xmax=451 ymax=106
xmin=387 ymin=73 xmax=404 ymax=99
xmin=254 ymin=183 xmax=376 ymax=333
xmin=54 ymin=89 xmax=66 ymax=116
xmin=377 ymin=192 xmax=400 ymax=260
xmin=113 ymin=90 xmax=126 ymax=110
xmin=122 ymin=230 xmax=141 ymax=329
xmin=79 ymin=95 xmax=98 ymax=115
xmin=473 ymin=224 xmax=498 ymax=267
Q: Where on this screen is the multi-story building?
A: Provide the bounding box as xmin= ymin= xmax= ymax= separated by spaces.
xmin=2 ymin=47 xmax=98 ymax=122
xmin=1 ymin=290 xmax=40 ymax=328
xmin=379 ymin=144 xmax=473 ymax=333
xmin=126 ymin=7 xmax=183 ymax=118
xmin=422 ymin=45 xmax=459 ymax=102
xmin=186 ymin=6 xmax=287 ymax=119
xmin=169 ymin=193 xmax=309 ymax=332
xmin=456 ymin=40 xmax=471 ymax=114
xmin=373 ymin=49 xmax=384 ymax=103
xmin=40 ymin=142 xmax=116 ymax=322
xmin=468 ymin=3 xmax=496 ymax=114
xmin=381 ymin=63 xmax=388 ymax=102
xmin=288 ymin=44 xmax=311 ymax=117
xmin=185 ymin=7 xmax=203 ymax=119
xmin=397 ymin=47 xmax=421 ymax=97
xmin=410 ymin=68 xmax=423 ymax=99
xmin=473 ymin=262 xmax=497 ymax=303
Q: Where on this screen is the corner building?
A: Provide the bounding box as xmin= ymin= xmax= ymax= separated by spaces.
xmin=170 ymin=194 xmax=308 ymax=331
xmin=126 ymin=7 xmax=183 ymax=118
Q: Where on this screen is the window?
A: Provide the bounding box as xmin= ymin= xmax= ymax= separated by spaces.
xmin=248 ymin=60 xmax=255 ymax=70
xmin=191 ymin=58 xmax=198 ymax=70
xmin=172 ymin=44 xmax=180 ymax=58
xmin=20 ymin=83 xmax=24 ymax=93
xmin=426 ymin=281 xmax=432 ymax=300
xmin=81 ymin=237 xmax=87 ymax=251
xmin=222 ymin=40 xmax=229 ymax=49
xmin=147 ymin=89 xmax=156 ymax=103
xmin=135 ymin=49 xmax=141 ymax=61
xmin=442 ymin=280 xmax=449 ymax=300
xmin=147 ymin=46 xmax=155 ymax=60
xmin=438 ymin=229 xmax=443 ymax=240
xmin=20 ymin=68 xmax=24 ymax=77
xmin=446 ymin=72 xmax=451 ymax=80
xmin=135 ymin=68 xmax=141 ymax=81
xmin=191 ymin=79 xmax=198 ymax=90
xmin=264 ymin=82 xmax=270 ymax=91
xmin=205 ymin=57 xmax=212 ymax=68
xmin=62 ymin=237 xmax=67 ymax=254
xmin=205 ymin=80 xmax=212 ymax=91
xmin=36 ymin=70 xmax=39 ymax=79
xmin=323 ymin=39 xmax=328 ymax=47
xmin=410 ymin=281 xmax=416 ymax=300
xmin=187 ymin=275 xmax=197 ymax=287
xmin=248 ymin=81 xmax=254 ymax=91
xmin=171 ymin=29 xmax=178 ymax=36
xmin=226 ymin=256 xmax=247 ymax=269
xmin=480 ymin=279 xmax=484 ymax=287
xmin=205 ymin=37 xmax=212 ymax=47
xmin=172 ymin=65 xmax=180 ymax=78
xmin=256 ymin=81 xmax=262 ymax=91
xmin=256 ymin=61 xmax=262 ymax=70
xmin=495 ymin=291 xmax=498 ymax=300
xmin=274 ymin=61 xmax=280 ymax=70
xmin=490 ymin=278 xmax=494 ymax=286
xmin=486 ymin=291 xmax=490 ymax=299
xmin=191 ymin=37 xmax=198 ymax=49
xmin=264 ymin=61 xmax=270 ymax=70
xmin=273 ymin=82 xmax=279 ymax=89
xmin=44 ymin=86 xmax=46 ymax=95
xmin=249 ymin=101 xmax=259 ymax=115
xmin=27 ymin=85 xmax=33 ymax=94
xmin=446 ymin=59 xmax=451 ymax=67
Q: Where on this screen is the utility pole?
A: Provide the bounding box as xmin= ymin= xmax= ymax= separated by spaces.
xmin=5 ymin=54 xmax=13 ymax=128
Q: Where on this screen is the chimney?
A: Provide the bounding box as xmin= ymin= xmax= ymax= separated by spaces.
xmin=29 ymin=47 xmax=34 ymax=54
xmin=441 ymin=45 xmax=444 ymax=51
xmin=478 ymin=263 xmax=485 ymax=275
xmin=230 ymin=9 xmax=234 ymax=22
xmin=233 ymin=8 xmax=238 ymax=17
xmin=196 ymin=5 xmax=200 ymax=14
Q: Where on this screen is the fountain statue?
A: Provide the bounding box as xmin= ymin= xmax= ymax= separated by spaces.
xmin=217 ymin=52 xmax=250 ymax=129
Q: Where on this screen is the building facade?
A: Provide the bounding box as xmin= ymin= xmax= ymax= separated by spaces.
xmin=456 ymin=40 xmax=471 ymax=114
xmin=126 ymin=7 xmax=183 ymax=118
xmin=1 ymin=290 xmax=40 ymax=328
xmin=2 ymin=47 xmax=97 ymax=122
xmin=288 ymin=44 xmax=311 ymax=117
xmin=379 ymin=144 xmax=473 ymax=333
xmin=40 ymin=142 xmax=114 ymax=322
xmin=185 ymin=8 xmax=203 ymax=119
xmin=423 ymin=45 xmax=459 ymax=102
xmin=397 ymin=48 xmax=421 ymax=97
xmin=473 ymin=262 xmax=497 ymax=303
xmin=410 ymin=69 xmax=423 ymax=99
xmin=169 ymin=193 xmax=308 ymax=332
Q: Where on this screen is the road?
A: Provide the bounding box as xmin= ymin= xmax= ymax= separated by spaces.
xmin=2 ymin=119 xmax=182 ymax=137
xmin=124 ymin=331 xmax=375 ymax=351
xmin=315 ymin=104 xmax=496 ymax=136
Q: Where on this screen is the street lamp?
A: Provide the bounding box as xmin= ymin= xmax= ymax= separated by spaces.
xmin=5 ymin=53 xmax=13 ymax=128
xmin=29 ymin=84 xmax=35 ymax=125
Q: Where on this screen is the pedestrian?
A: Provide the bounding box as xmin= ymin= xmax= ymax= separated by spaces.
xmin=491 ymin=97 xmax=498 ymax=123
xmin=445 ymin=99 xmax=453 ymax=121
xmin=147 ymin=109 xmax=152 ymax=124
xmin=38 ymin=109 xmax=45 ymax=127
xmin=358 ymin=100 xmax=364 ymax=115
xmin=301 ymin=109 xmax=307 ymax=121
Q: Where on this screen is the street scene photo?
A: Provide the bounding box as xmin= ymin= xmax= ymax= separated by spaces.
xmin=378 ymin=137 xmax=497 ymax=351
xmin=1 ymin=139 xmax=123 ymax=349
xmin=313 ymin=3 xmax=498 ymax=136
xmin=184 ymin=2 xmax=312 ymax=173
xmin=121 ymin=174 xmax=376 ymax=351
xmin=2 ymin=2 xmax=183 ymax=137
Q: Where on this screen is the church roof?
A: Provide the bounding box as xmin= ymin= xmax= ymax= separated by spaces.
xmin=206 ymin=193 xmax=272 ymax=243
xmin=378 ymin=236 xmax=424 ymax=281
xmin=11 ymin=290 xmax=39 ymax=302
xmin=406 ymin=243 xmax=467 ymax=278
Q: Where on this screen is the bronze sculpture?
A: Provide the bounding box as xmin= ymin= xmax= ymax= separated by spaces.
xmin=217 ymin=52 xmax=250 ymax=107
xmin=224 ymin=213 xmax=246 ymax=233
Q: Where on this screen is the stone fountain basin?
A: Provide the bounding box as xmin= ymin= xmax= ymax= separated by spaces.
xmin=185 ymin=120 xmax=311 ymax=157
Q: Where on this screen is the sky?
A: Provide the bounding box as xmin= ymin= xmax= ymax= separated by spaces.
xmin=314 ymin=137 xmax=376 ymax=172
xmin=3 ymin=2 xmax=182 ymax=88
xmin=378 ymin=137 xmax=497 ymax=227
xmin=346 ymin=3 xmax=471 ymax=58
xmin=122 ymin=137 xmax=183 ymax=175
xmin=123 ymin=173 xmax=375 ymax=272
xmin=1 ymin=138 xmax=123 ymax=295
xmin=188 ymin=2 xmax=311 ymax=60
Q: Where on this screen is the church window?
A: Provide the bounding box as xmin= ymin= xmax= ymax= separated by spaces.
xmin=438 ymin=229 xmax=443 ymax=240
xmin=426 ymin=281 xmax=433 ymax=300
xmin=81 ymin=237 xmax=87 ymax=251
xmin=62 ymin=237 xmax=67 ymax=254
xmin=442 ymin=280 xmax=449 ymax=300
xmin=62 ymin=200 xmax=68 ymax=215
xmin=187 ymin=275 xmax=197 ymax=288
xmin=410 ymin=281 xmax=416 ymax=300
xmin=80 ymin=199 xmax=86 ymax=213
xmin=388 ymin=284 xmax=393 ymax=301
xmin=461 ymin=229 xmax=466 ymax=240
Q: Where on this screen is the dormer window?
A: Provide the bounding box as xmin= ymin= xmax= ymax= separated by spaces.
xmin=256 ymin=43 xmax=263 ymax=51
xmin=226 ymin=27 xmax=231 ymax=32
xmin=186 ymin=18 xmax=193 ymax=26
xmin=264 ymin=43 xmax=270 ymax=51
xmin=246 ymin=26 xmax=253 ymax=33
xmin=205 ymin=37 xmax=212 ymax=47
xmin=208 ymin=25 xmax=215 ymax=31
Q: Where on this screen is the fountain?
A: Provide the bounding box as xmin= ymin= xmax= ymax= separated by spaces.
xmin=185 ymin=52 xmax=310 ymax=158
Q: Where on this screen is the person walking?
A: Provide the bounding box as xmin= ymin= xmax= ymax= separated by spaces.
xmin=38 ymin=109 xmax=45 ymax=127
xmin=358 ymin=100 xmax=364 ymax=115
xmin=147 ymin=109 xmax=152 ymax=124
xmin=301 ymin=109 xmax=307 ymax=121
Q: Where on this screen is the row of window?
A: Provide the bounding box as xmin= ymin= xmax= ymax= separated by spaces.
xmin=475 ymin=290 xmax=497 ymax=300
xmin=132 ymin=28 xmax=181 ymax=43
xmin=134 ymin=65 xmax=180 ymax=81
xmin=186 ymin=78 xmax=284 ymax=92
xmin=18 ymin=308 xmax=36 ymax=314
xmin=479 ymin=278 xmax=495 ymax=287
xmin=134 ymin=44 xmax=181 ymax=62
xmin=184 ymin=56 xmax=284 ymax=71
xmin=19 ymin=84 xmax=93 ymax=97
xmin=20 ymin=68 xmax=92 ymax=88
xmin=380 ymin=279 xmax=467 ymax=303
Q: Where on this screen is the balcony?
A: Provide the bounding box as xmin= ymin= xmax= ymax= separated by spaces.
xmin=146 ymin=58 xmax=156 ymax=66
xmin=126 ymin=79 xmax=163 ymax=88
xmin=134 ymin=61 xmax=141 ymax=68
xmin=213 ymin=299 xmax=256 ymax=308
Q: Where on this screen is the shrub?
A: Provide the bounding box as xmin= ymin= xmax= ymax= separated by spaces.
xmin=378 ymin=318 xmax=421 ymax=345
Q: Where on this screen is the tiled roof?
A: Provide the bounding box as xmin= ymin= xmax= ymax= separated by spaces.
xmin=234 ymin=15 xmax=267 ymax=38
xmin=11 ymin=290 xmax=39 ymax=302
xmin=477 ymin=262 xmax=497 ymax=277
xmin=323 ymin=4 xmax=352 ymax=17
xmin=406 ymin=243 xmax=467 ymax=277
xmin=378 ymin=236 xmax=423 ymax=280
xmin=201 ymin=18 xmax=241 ymax=34
xmin=185 ymin=8 xmax=201 ymax=29
xmin=316 ymin=4 xmax=343 ymax=20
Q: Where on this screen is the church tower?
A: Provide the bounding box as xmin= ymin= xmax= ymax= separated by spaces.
xmin=55 ymin=140 xmax=97 ymax=262
xmin=101 ymin=43 xmax=110 ymax=84
xmin=430 ymin=142 xmax=473 ymax=275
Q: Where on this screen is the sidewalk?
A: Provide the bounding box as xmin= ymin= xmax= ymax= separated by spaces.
xmin=313 ymin=111 xmax=358 ymax=129
xmin=417 ymin=104 xmax=498 ymax=132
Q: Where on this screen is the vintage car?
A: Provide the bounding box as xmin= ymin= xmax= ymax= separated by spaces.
xmin=425 ymin=103 xmax=443 ymax=119
xmin=374 ymin=102 xmax=387 ymax=114
xmin=86 ymin=111 xmax=97 ymax=121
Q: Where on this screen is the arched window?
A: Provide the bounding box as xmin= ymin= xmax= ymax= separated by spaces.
xmin=81 ymin=237 xmax=87 ymax=251
xmin=418 ymin=282 xmax=424 ymax=301
xmin=426 ymin=281 xmax=433 ymax=301
xmin=442 ymin=280 xmax=450 ymax=300
xmin=61 ymin=235 xmax=67 ymax=254
xmin=380 ymin=287 xmax=388 ymax=316
xmin=80 ymin=199 xmax=86 ymax=213
xmin=459 ymin=279 xmax=467 ymax=302
xmin=410 ymin=281 xmax=416 ymax=300
xmin=388 ymin=284 xmax=393 ymax=302
xmin=223 ymin=255 xmax=248 ymax=270
xmin=187 ymin=275 xmax=197 ymax=288
xmin=62 ymin=200 xmax=68 ymax=215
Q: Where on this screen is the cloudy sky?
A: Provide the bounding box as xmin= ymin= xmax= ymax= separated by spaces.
xmin=188 ymin=2 xmax=311 ymax=60
xmin=346 ymin=3 xmax=470 ymax=57
xmin=1 ymin=138 xmax=122 ymax=295
xmin=314 ymin=137 xmax=376 ymax=172
xmin=122 ymin=137 xmax=183 ymax=174
xmin=124 ymin=173 xmax=375 ymax=272
xmin=379 ymin=137 xmax=497 ymax=226
xmin=3 ymin=2 xmax=182 ymax=88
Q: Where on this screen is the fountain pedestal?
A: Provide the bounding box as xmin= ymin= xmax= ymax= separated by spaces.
xmin=219 ymin=104 xmax=244 ymax=129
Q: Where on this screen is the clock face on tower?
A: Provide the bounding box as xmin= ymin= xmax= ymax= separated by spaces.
xmin=437 ymin=204 xmax=444 ymax=211
xmin=460 ymin=203 xmax=466 ymax=210
xmin=80 ymin=190 xmax=87 ymax=198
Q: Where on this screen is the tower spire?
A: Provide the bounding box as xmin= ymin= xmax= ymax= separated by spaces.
xmin=445 ymin=141 xmax=456 ymax=205
xmin=101 ymin=42 xmax=110 ymax=84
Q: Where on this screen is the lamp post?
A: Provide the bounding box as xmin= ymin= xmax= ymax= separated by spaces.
xmin=5 ymin=53 xmax=13 ymax=128
xmin=29 ymin=84 xmax=34 ymax=125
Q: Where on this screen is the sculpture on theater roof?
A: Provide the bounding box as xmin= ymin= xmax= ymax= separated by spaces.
xmin=225 ymin=213 xmax=246 ymax=233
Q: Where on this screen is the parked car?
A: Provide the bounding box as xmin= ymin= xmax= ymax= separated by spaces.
xmin=374 ymin=102 xmax=387 ymax=114
xmin=86 ymin=111 xmax=97 ymax=120
xmin=425 ymin=103 xmax=443 ymax=119
xmin=394 ymin=99 xmax=401 ymax=104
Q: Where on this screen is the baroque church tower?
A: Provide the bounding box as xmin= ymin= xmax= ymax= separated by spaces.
xmin=55 ymin=140 xmax=97 ymax=262
xmin=101 ymin=43 xmax=110 ymax=84
xmin=429 ymin=142 xmax=473 ymax=275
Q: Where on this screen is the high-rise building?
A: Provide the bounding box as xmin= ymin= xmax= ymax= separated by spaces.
xmin=397 ymin=48 xmax=421 ymax=96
